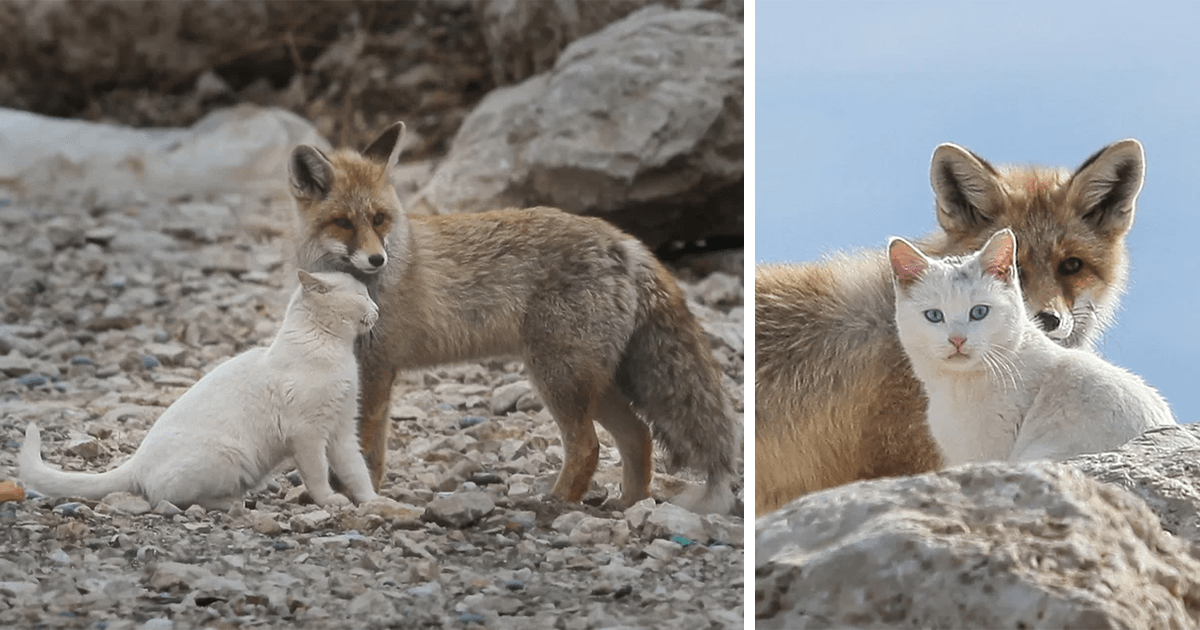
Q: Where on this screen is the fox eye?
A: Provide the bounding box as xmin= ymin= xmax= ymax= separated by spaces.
xmin=333 ymin=218 xmax=354 ymax=230
xmin=372 ymin=213 xmax=387 ymax=227
xmin=924 ymin=309 xmax=944 ymax=323
xmin=969 ymin=305 xmax=989 ymax=321
xmin=1059 ymin=257 xmax=1083 ymax=276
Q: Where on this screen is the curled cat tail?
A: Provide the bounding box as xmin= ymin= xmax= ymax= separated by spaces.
xmin=18 ymin=423 xmax=139 ymax=501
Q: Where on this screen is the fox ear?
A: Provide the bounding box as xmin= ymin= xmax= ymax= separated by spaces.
xmin=290 ymin=145 xmax=334 ymax=201
xmin=362 ymin=121 xmax=406 ymax=170
xmin=980 ymin=228 xmax=1017 ymax=282
xmin=888 ymin=237 xmax=929 ymax=290
xmin=1064 ymin=139 xmax=1144 ymax=237
xmin=297 ymin=270 xmax=332 ymax=294
xmin=930 ymin=143 xmax=1005 ymax=235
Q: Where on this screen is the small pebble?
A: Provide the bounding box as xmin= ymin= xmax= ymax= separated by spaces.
xmin=141 ymin=355 xmax=160 ymax=370
xmin=152 ymin=330 xmax=172 ymax=343
xmin=152 ymin=500 xmax=182 ymax=517
xmin=285 ymin=470 xmax=303 ymax=486
xmin=459 ymin=416 xmax=486 ymax=428
xmin=69 ymin=355 xmax=94 ymax=366
xmin=458 ymin=613 xmax=486 ymax=624
xmin=470 ymin=472 xmax=503 ymax=486
xmin=0 ymin=480 xmax=26 ymax=503
xmin=53 ymin=502 xmax=87 ymax=517
xmin=16 ymin=373 xmax=47 ymax=388
xmin=504 ymin=579 xmax=525 ymax=591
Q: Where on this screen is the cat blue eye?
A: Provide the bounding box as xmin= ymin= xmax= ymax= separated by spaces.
xmin=924 ymin=309 xmax=944 ymax=323
xmin=970 ymin=305 xmax=989 ymax=321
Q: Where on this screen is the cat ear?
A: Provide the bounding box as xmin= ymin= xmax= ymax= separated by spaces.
xmin=980 ymin=228 xmax=1017 ymax=282
xmin=297 ymin=270 xmax=332 ymax=294
xmin=362 ymin=121 xmax=406 ymax=170
xmin=1063 ymin=139 xmax=1144 ymax=237
xmin=290 ymin=145 xmax=335 ymax=201
xmin=930 ymin=143 xmax=1005 ymax=235
xmin=888 ymin=237 xmax=929 ymax=289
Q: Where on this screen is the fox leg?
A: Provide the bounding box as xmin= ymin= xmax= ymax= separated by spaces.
xmin=526 ymin=366 xmax=602 ymax=502
xmin=357 ymin=362 xmax=397 ymax=491
xmin=594 ymin=387 xmax=653 ymax=506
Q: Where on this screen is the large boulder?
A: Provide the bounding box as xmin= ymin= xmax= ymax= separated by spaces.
xmin=756 ymin=462 xmax=1200 ymax=629
xmin=1068 ymin=423 xmax=1200 ymax=544
xmin=410 ymin=5 xmax=743 ymax=251
xmin=0 ymin=1 xmax=488 ymax=157
xmin=0 ymin=105 xmax=329 ymax=204
xmin=0 ymin=1 xmax=361 ymax=115
xmin=474 ymin=0 xmax=744 ymax=86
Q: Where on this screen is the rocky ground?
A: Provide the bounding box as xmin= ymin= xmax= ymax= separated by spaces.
xmin=0 ymin=191 xmax=745 ymax=629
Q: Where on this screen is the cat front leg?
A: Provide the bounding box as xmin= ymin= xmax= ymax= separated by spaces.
xmin=289 ymin=433 xmax=351 ymax=507
xmin=328 ymin=422 xmax=381 ymax=504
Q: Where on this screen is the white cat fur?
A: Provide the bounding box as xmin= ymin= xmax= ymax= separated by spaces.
xmin=19 ymin=270 xmax=381 ymax=510
xmin=889 ymin=228 xmax=1175 ymax=465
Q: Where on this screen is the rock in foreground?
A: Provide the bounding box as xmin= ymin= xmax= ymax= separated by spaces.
xmin=1068 ymin=423 xmax=1200 ymax=543
xmin=756 ymin=462 xmax=1200 ymax=629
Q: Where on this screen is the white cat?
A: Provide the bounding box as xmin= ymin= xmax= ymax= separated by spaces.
xmin=888 ymin=228 xmax=1175 ymax=465
xmin=19 ymin=270 xmax=382 ymax=510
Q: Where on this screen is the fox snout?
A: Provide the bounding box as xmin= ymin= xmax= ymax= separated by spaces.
xmin=1033 ymin=308 xmax=1074 ymax=341
xmin=350 ymin=249 xmax=388 ymax=273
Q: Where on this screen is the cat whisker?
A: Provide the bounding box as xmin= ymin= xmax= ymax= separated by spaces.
xmin=982 ymin=346 xmax=1022 ymax=394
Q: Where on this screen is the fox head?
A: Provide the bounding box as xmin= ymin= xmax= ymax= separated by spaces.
xmin=288 ymin=122 xmax=408 ymax=277
xmin=927 ymin=139 xmax=1145 ymax=350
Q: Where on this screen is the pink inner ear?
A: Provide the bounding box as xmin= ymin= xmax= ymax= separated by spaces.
xmin=890 ymin=242 xmax=927 ymax=283
xmin=985 ymin=234 xmax=1016 ymax=281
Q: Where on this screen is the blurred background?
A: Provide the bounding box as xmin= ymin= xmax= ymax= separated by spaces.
xmin=0 ymin=0 xmax=744 ymax=261
xmin=757 ymin=1 xmax=1200 ymax=424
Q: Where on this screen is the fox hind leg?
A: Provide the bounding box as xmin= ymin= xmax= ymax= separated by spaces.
xmin=525 ymin=362 xmax=603 ymax=502
xmin=594 ymin=387 xmax=653 ymax=507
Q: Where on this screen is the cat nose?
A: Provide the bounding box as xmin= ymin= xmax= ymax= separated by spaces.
xmin=1036 ymin=311 xmax=1060 ymax=332
xmin=949 ymin=336 xmax=966 ymax=350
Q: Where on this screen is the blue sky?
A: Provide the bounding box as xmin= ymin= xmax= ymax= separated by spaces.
xmin=756 ymin=1 xmax=1200 ymax=423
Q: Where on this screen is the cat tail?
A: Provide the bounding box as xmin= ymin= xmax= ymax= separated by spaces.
xmin=18 ymin=423 xmax=140 ymax=500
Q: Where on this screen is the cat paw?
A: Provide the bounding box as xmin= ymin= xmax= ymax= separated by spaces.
xmin=354 ymin=491 xmax=384 ymax=505
xmin=314 ymin=493 xmax=352 ymax=508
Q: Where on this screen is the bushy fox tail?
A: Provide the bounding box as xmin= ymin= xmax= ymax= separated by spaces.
xmin=18 ymin=423 xmax=139 ymax=501
xmin=617 ymin=250 xmax=738 ymax=515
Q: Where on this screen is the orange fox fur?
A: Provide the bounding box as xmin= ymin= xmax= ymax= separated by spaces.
xmin=287 ymin=122 xmax=738 ymax=514
xmin=755 ymin=140 xmax=1146 ymax=516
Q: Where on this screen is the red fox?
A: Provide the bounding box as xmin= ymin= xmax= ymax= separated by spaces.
xmin=755 ymin=139 xmax=1145 ymax=515
xmin=287 ymin=122 xmax=738 ymax=514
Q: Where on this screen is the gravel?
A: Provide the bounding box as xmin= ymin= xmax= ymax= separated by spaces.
xmin=0 ymin=192 xmax=744 ymax=628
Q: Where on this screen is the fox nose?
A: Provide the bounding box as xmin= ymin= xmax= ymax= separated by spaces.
xmin=949 ymin=336 xmax=966 ymax=351
xmin=368 ymin=254 xmax=385 ymax=268
xmin=1036 ymin=311 xmax=1060 ymax=332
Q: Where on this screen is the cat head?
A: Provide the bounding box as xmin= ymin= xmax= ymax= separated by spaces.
xmin=889 ymin=228 xmax=1027 ymax=376
xmin=297 ymin=270 xmax=379 ymax=337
